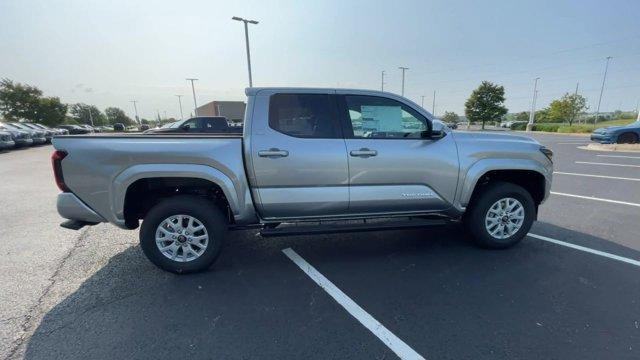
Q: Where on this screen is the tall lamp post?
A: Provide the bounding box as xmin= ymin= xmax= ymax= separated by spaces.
xmin=381 ymin=71 xmax=386 ymax=91
xmin=526 ymin=77 xmax=540 ymax=132
xmin=186 ymin=78 xmax=199 ymax=116
xmin=594 ymin=56 xmax=612 ymax=125
xmin=130 ymin=100 xmax=140 ymax=124
xmin=398 ymin=66 xmax=409 ymax=96
xmin=175 ymin=95 xmax=184 ymax=120
xmin=232 ymin=16 xmax=259 ymax=87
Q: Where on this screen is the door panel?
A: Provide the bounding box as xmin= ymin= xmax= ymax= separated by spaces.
xmin=339 ymin=94 xmax=460 ymax=214
xmin=250 ymin=92 xmax=349 ymax=219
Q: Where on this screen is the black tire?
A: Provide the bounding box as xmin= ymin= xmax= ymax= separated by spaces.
xmin=140 ymin=195 xmax=226 ymax=274
xmin=617 ymin=132 xmax=638 ymax=144
xmin=464 ymin=181 xmax=536 ymax=249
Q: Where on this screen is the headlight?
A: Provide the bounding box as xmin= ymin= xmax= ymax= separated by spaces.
xmin=539 ymin=146 xmax=553 ymax=162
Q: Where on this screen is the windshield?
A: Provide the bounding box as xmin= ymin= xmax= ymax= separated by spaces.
xmin=162 ymin=121 xmax=179 ymax=128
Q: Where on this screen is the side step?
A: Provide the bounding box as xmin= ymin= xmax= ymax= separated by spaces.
xmin=259 ymin=218 xmax=448 ymax=237
xmin=60 ymin=219 xmax=99 ymax=230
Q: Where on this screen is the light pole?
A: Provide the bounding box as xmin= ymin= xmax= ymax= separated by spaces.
xmin=130 ymin=100 xmax=140 ymax=124
xmin=381 ymin=71 xmax=386 ymax=91
xmin=526 ymin=77 xmax=540 ymax=132
xmin=421 ymin=95 xmax=425 ymax=108
xmin=87 ymin=107 xmax=94 ymax=126
xmin=594 ymin=56 xmax=612 ymax=125
xmin=432 ymin=90 xmax=436 ymax=116
xmin=232 ymin=16 xmax=259 ymax=87
xmin=175 ymin=95 xmax=184 ymax=120
xmin=398 ymin=67 xmax=409 ymax=96
xmin=186 ymin=78 xmax=199 ymax=116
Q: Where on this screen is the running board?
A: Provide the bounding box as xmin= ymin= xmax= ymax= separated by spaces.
xmin=60 ymin=219 xmax=98 ymax=230
xmin=259 ymin=218 xmax=447 ymax=237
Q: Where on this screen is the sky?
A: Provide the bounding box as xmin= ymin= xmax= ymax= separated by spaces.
xmin=1 ymin=0 xmax=639 ymax=120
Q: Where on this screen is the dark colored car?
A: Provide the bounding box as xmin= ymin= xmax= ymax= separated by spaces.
xmin=5 ymin=122 xmax=47 ymax=144
xmin=58 ymin=125 xmax=92 ymax=135
xmin=591 ymin=120 xmax=640 ymax=144
xmin=143 ymin=116 xmax=242 ymax=135
xmin=28 ymin=123 xmax=69 ymax=136
xmin=139 ymin=124 xmax=150 ymax=131
xmin=0 ymin=130 xmax=15 ymax=149
xmin=0 ymin=123 xmax=33 ymax=147
xmin=79 ymin=124 xmax=96 ymax=133
xmin=21 ymin=123 xmax=55 ymax=142
xmin=113 ymin=123 xmax=125 ymax=131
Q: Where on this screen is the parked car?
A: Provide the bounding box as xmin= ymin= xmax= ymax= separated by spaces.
xmin=4 ymin=122 xmax=47 ymax=144
xmin=0 ymin=130 xmax=15 ymax=149
xmin=58 ymin=125 xmax=92 ymax=135
xmin=28 ymin=123 xmax=69 ymax=136
xmin=113 ymin=123 xmax=125 ymax=131
xmin=139 ymin=124 xmax=150 ymax=131
xmin=21 ymin=122 xmax=55 ymax=142
xmin=591 ymin=120 xmax=640 ymax=144
xmin=143 ymin=116 xmax=242 ymax=134
xmin=0 ymin=123 xmax=33 ymax=147
xmin=52 ymin=87 xmax=553 ymax=274
xmin=78 ymin=124 xmax=96 ymax=133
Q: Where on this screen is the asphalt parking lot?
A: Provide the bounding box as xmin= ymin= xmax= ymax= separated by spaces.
xmin=2 ymin=132 xmax=640 ymax=359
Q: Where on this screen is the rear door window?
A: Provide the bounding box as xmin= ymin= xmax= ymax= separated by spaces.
xmin=268 ymin=94 xmax=339 ymax=138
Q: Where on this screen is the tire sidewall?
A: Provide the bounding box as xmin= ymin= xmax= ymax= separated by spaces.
xmin=467 ymin=182 xmax=535 ymax=248
xmin=140 ymin=196 xmax=226 ymax=274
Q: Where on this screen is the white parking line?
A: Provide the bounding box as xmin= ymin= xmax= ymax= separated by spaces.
xmin=556 ymin=142 xmax=589 ymax=145
xmin=597 ymin=154 xmax=640 ymax=159
xmin=282 ymin=248 xmax=425 ymax=360
xmin=553 ymin=171 xmax=640 ymax=182
xmin=551 ymin=191 xmax=640 ymax=208
xmin=528 ymin=233 xmax=640 ymax=268
xmin=575 ymin=161 xmax=640 ymax=168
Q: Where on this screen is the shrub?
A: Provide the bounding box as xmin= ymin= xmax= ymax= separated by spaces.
xmin=557 ymin=125 xmax=593 ymax=133
xmin=533 ymin=124 xmax=561 ymax=132
xmin=510 ymin=122 xmax=527 ymax=130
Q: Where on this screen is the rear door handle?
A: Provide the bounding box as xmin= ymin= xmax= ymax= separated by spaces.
xmin=350 ymin=148 xmax=377 ymax=158
xmin=258 ymin=148 xmax=289 ymax=158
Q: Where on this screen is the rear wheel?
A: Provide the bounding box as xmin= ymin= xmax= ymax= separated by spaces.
xmin=140 ymin=195 xmax=226 ymax=274
xmin=464 ymin=182 xmax=535 ymax=249
xmin=617 ymin=132 xmax=638 ymax=144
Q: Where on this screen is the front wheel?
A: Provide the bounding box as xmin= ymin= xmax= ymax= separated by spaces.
xmin=140 ymin=195 xmax=226 ymax=274
xmin=617 ymin=132 xmax=638 ymax=144
xmin=464 ymin=182 xmax=536 ymax=249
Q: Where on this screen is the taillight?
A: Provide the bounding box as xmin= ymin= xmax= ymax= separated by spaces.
xmin=51 ymin=150 xmax=70 ymax=192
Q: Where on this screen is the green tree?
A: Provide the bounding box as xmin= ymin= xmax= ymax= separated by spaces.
xmin=70 ymin=103 xmax=107 ymax=126
xmin=535 ymin=108 xmax=550 ymax=122
xmin=36 ymin=97 xmax=68 ymax=126
xmin=547 ymin=93 xmax=588 ymax=125
xmin=515 ymin=111 xmax=529 ymax=121
xmin=464 ymin=81 xmax=508 ymax=129
xmin=105 ymin=107 xmax=133 ymax=125
xmin=441 ymin=111 xmax=460 ymax=124
xmin=0 ymin=78 xmax=43 ymax=121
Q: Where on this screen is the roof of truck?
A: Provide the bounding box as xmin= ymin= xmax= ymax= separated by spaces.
xmin=245 ymin=87 xmax=394 ymax=97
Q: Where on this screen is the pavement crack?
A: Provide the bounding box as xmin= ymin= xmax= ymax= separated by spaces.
xmin=4 ymin=227 xmax=91 ymax=360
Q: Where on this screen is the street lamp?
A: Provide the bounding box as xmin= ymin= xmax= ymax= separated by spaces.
xmin=594 ymin=56 xmax=613 ymax=125
xmin=232 ymin=16 xmax=259 ymax=87
xmin=186 ymin=78 xmax=199 ymax=116
xmin=130 ymin=100 xmax=140 ymax=124
xmin=175 ymin=95 xmax=184 ymax=120
xmin=526 ymin=77 xmax=540 ymax=132
xmin=398 ymin=67 xmax=409 ymax=96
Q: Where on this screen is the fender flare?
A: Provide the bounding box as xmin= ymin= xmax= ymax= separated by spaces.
xmin=457 ymin=158 xmax=550 ymax=208
xmin=111 ymin=164 xmax=241 ymax=224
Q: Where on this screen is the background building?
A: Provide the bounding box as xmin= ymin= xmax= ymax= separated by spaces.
xmin=196 ymin=101 xmax=245 ymax=124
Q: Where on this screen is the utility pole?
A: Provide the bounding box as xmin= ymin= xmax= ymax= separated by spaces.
xmin=432 ymin=90 xmax=436 ymax=116
xmin=421 ymin=95 xmax=425 ymax=108
xmin=175 ymin=95 xmax=184 ymax=120
xmin=527 ymin=77 xmax=540 ymax=131
xmin=570 ymin=82 xmax=579 ymax=125
xmin=636 ymin=99 xmax=640 ymax=122
xmin=232 ymin=16 xmax=259 ymax=87
xmin=186 ymin=78 xmax=199 ymax=116
xmin=398 ymin=67 xmax=409 ymax=96
xmin=594 ymin=56 xmax=612 ymax=125
xmin=87 ymin=107 xmax=94 ymax=126
xmin=130 ymin=100 xmax=140 ymax=124
xmin=381 ymin=71 xmax=386 ymax=91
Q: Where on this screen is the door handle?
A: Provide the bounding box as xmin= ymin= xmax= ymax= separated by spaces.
xmin=258 ymin=148 xmax=289 ymax=158
xmin=350 ymin=148 xmax=377 ymax=158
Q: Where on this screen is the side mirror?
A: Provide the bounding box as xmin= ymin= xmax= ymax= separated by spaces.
xmin=181 ymin=124 xmax=190 ymax=130
xmin=423 ymin=120 xmax=446 ymax=139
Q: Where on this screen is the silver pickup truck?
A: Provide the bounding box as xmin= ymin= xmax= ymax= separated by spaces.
xmin=52 ymin=88 xmax=553 ymax=273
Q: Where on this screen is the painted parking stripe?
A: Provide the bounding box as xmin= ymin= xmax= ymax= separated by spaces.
xmin=553 ymin=171 xmax=640 ymax=182
xmin=556 ymin=142 xmax=589 ymax=145
xmin=597 ymin=154 xmax=640 ymax=159
xmin=528 ymin=233 xmax=640 ymax=268
xmin=282 ymin=248 xmax=425 ymax=360
xmin=575 ymin=161 xmax=640 ymax=168
xmin=551 ymin=191 xmax=640 ymax=208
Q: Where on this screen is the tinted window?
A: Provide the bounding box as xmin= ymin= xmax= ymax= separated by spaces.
xmin=201 ymin=117 xmax=229 ymax=131
xmin=269 ymin=94 xmax=337 ymax=138
xmin=343 ymin=96 xmax=428 ymax=139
